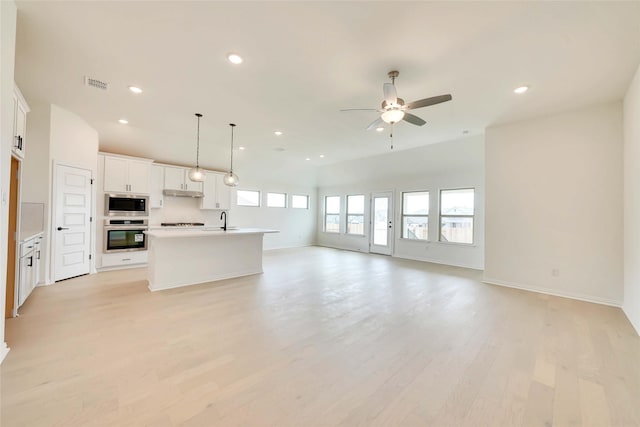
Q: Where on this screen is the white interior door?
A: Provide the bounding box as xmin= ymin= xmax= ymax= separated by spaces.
xmin=370 ymin=191 xmax=393 ymax=255
xmin=54 ymin=164 xmax=92 ymax=281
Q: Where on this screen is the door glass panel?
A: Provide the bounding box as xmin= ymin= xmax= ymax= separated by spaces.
xmin=373 ymin=197 xmax=388 ymax=246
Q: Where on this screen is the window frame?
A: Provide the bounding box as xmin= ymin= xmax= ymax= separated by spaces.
xmin=324 ymin=195 xmax=341 ymax=234
xmin=345 ymin=194 xmax=365 ymax=236
xmin=236 ymin=189 xmax=261 ymax=207
xmin=291 ymin=194 xmax=309 ymax=209
xmin=401 ymin=191 xmax=430 ymax=241
xmin=439 ymin=187 xmax=475 ymax=245
xmin=266 ymin=192 xmax=287 ymax=208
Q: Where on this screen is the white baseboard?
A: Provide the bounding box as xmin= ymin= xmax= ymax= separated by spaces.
xmin=394 ymin=253 xmax=483 ymax=271
xmin=482 ymin=277 xmax=622 ymax=307
xmin=0 ymin=342 xmax=10 ymax=364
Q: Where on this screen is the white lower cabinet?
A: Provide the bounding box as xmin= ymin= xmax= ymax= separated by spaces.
xmin=100 ymin=251 xmax=148 ymax=268
xmin=18 ymin=234 xmax=42 ymax=309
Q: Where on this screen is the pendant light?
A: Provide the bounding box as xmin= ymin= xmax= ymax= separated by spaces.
xmin=223 ymin=123 xmax=240 ymax=186
xmin=188 ymin=113 xmax=206 ymax=182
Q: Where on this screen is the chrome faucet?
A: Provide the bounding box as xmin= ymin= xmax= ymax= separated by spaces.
xmin=220 ymin=211 xmax=227 ymax=231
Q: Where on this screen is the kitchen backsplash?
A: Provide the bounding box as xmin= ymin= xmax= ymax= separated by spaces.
xmin=20 ymin=202 xmax=45 ymax=234
xmin=148 ymin=196 xmax=226 ymax=226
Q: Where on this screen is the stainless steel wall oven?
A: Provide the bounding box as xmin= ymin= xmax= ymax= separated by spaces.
xmin=103 ymin=219 xmax=148 ymax=253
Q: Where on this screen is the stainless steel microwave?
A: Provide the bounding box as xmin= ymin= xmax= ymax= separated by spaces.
xmin=105 ymin=194 xmax=149 ymax=217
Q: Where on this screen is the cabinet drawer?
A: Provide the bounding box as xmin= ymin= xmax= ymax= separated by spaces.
xmin=101 ymin=251 xmax=148 ymax=267
xmin=20 ymin=240 xmax=36 ymax=257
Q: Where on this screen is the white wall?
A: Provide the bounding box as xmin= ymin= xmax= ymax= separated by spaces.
xmin=230 ymin=183 xmax=317 ymax=251
xmin=623 ymin=64 xmax=640 ymax=334
xmin=45 ymin=105 xmax=99 ymax=282
xmin=0 ymin=0 xmax=17 ymax=363
xmin=316 ymin=136 xmax=485 ymax=270
xmin=485 ymin=102 xmax=624 ymax=306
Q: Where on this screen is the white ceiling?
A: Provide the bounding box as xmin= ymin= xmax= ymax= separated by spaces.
xmin=14 ymin=1 xmax=640 ymax=173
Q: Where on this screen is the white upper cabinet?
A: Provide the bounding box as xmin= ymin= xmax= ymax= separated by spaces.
xmin=163 ymin=166 xmax=203 ymax=192
xmin=149 ymin=164 xmax=164 ymax=208
xmin=103 ymin=155 xmax=151 ymax=194
xmin=200 ymin=172 xmax=231 ymax=210
xmin=12 ymin=84 xmax=30 ymax=160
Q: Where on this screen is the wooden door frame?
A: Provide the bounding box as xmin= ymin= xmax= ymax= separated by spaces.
xmin=5 ymin=157 xmax=20 ymax=318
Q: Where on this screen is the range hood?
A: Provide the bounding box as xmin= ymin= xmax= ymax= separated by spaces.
xmin=162 ymin=189 xmax=204 ymax=198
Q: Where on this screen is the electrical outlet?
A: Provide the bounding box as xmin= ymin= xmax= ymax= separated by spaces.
xmin=552 ymin=268 xmax=560 ymax=277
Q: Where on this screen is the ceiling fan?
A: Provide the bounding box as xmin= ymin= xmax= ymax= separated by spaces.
xmin=341 ymin=70 xmax=452 ymax=131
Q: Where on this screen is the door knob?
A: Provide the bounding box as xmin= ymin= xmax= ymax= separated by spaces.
xmin=57 ymin=227 xmax=69 ymax=231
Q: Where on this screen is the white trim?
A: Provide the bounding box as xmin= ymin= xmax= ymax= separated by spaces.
xmin=482 ymin=277 xmax=622 ymax=307
xmin=0 ymin=342 xmax=9 ymax=364
xmin=393 ymin=253 xmax=483 ymax=271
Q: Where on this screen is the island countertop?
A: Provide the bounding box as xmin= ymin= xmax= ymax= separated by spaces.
xmin=145 ymin=227 xmax=278 ymax=291
xmin=145 ymin=228 xmax=279 ymax=238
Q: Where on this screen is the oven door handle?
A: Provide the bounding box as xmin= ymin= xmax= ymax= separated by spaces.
xmin=104 ymin=227 xmax=149 ymax=231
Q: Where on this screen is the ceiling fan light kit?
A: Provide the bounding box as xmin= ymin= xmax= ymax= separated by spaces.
xmin=223 ymin=123 xmax=240 ymax=187
xmin=188 ymin=113 xmax=206 ymax=182
xmin=342 ymin=70 xmax=452 ymax=133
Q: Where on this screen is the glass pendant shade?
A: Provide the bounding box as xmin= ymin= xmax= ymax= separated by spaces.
xmin=188 ymin=167 xmax=205 ymax=182
xmin=224 ymin=123 xmax=240 ymax=187
xmin=223 ymin=171 xmax=239 ymax=187
xmin=189 ymin=113 xmax=206 ymax=182
xmin=381 ymin=109 xmax=405 ymax=124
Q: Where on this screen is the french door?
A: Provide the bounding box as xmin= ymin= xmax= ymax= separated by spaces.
xmin=370 ymin=192 xmax=393 ymax=255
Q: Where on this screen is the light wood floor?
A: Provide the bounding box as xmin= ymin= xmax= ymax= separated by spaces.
xmin=2 ymin=246 xmax=639 ymax=427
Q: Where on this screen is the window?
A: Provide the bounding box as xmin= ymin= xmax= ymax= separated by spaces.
xmin=267 ymin=192 xmax=286 ymax=208
xmin=402 ymin=191 xmax=429 ymax=240
xmin=237 ymin=190 xmax=260 ymax=207
xmin=440 ymin=188 xmax=474 ymax=244
xmin=291 ymin=194 xmax=309 ymax=209
xmin=346 ymin=195 xmax=365 ymax=235
xmin=324 ymin=196 xmax=340 ymax=233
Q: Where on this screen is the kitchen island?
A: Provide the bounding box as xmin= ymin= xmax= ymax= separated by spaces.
xmin=145 ymin=228 xmax=278 ymax=291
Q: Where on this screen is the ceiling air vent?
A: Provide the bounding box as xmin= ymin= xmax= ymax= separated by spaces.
xmin=84 ymin=76 xmax=109 ymax=91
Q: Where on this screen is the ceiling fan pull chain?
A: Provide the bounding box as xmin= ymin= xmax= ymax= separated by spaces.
xmin=390 ymin=124 xmax=394 ymax=150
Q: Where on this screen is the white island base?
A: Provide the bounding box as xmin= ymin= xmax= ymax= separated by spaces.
xmin=146 ymin=228 xmax=278 ymax=291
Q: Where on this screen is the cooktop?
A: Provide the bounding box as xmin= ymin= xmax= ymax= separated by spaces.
xmin=160 ymin=222 xmax=205 ymax=227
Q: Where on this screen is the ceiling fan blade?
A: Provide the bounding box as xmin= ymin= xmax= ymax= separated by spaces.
xmin=405 ymin=94 xmax=452 ymax=110
xmin=383 ymin=83 xmax=397 ymax=105
xmin=365 ymin=116 xmax=385 ymax=131
xmin=340 ymin=108 xmax=378 ymax=112
xmin=403 ymin=113 xmax=426 ymax=126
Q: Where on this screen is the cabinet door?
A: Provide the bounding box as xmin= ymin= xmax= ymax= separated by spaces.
xmin=103 ymin=157 xmax=129 ymax=192
xmin=200 ymin=172 xmax=218 ymax=209
xmin=184 ymin=171 xmax=203 ymax=192
xmin=163 ymin=166 xmax=184 ymax=191
xmin=15 ymin=102 xmax=27 ymax=155
xmin=33 ymin=238 xmax=43 ymax=288
xmin=150 ymin=164 xmax=164 ymax=208
xmin=216 ymin=175 xmax=231 ymax=210
xmin=18 ymin=252 xmax=34 ymax=308
xmin=128 ymin=160 xmax=151 ymax=194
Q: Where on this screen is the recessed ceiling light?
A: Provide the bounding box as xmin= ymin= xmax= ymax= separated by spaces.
xmin=376 ymin=127 xmax=384 ymax=132
xmin=319 ymin=154 xmax=325 ymax=158
xmin=227 ymin=53 xmax=243 ymax=64
xmin=275 ymin=147 xmax=285 ymax=152
xmin=514 ymin=85 xmax=529 ymax=94
xmin=239 ymin=146 xmax=245 ymax=150
xmin=118 ymin=119 xmax=129 ymax=124
xmin=128 ymin=86 xmax=143 ymax=94
xmin=274 ymin=131 xmax=283 ymax=136
xmin=462 ymin=130 xmax=469 ymax=134
xmin=305 ymin=157 xmax=311 ymax=161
